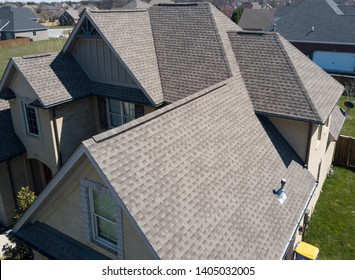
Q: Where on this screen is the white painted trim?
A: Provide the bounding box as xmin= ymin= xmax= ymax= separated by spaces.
xmin=83 ymin=149 xmax=160 ymax=260
xmin=13 ymin=145 xmax=86 ymax=231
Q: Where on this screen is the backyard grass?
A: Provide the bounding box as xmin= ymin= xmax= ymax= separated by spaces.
xmin=337 ymin=96 xmax=355 ymax=137
xmin=0 ymin=38 xmax=67 ymax=80
xmin=304 ymin=165 xmax=355 ymax=259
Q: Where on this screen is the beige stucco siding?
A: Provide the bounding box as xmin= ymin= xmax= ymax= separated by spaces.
xmin=307 ymin=120 xmax=331 ymax=181
xmin=55 ymin=97 xmax=99 ymax=162
xmin=72 ymin=38 xmax=137 ymax=87
xmin=35 ymin=154 xmax=155 ymax=259
xmin=15 ymin=30 xmax=48 ymax=41
xmin=268 ymin=117 xmax=309 ymax=161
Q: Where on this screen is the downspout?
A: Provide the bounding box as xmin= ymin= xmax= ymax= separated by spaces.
xmin=304 ymin=123 xmax=313 ymax=168
xmin=6 ymin=160 xmax=18 ymax=208
xmin=51 ymin=107 xmax=63 ymax=168
xmin=279 ymin=181 xmax=318 ymax=260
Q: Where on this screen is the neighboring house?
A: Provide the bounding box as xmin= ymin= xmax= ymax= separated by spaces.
xmin=0 ymin=3 xmax=344 ymax=259
xmin=0 ymin=6 xmax=48 ymax=41
xmin=267 ymin=0 xmax=355 ymax=77
xmin=238 ymin=8 xmax=275 ymax=30
xmin=59 ymin=8 xmax=79 ymax=26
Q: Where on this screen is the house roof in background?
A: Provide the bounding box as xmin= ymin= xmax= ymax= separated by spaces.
xmin=0 ymin=100 xmax=26 ymax=162
xmin=64 ymin=8 xmax=79 ymax=20
xmin=0 ymin=6 xmax=46 ymax=32
xmin=83 ymin=77 xmax=316 ymax=259
xmin=269 ymin=0 xmax=355 ymax=44
xmin=229 ymin=31 xmax=344 ymax=124
xmin=238 ymin=8 xmax=276 ymax=30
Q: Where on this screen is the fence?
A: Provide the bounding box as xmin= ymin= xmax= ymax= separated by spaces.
xmin=333 ymin=135 xmax=355 ymax=167
xmin=0 ymin=38 xmax=30 ymax=49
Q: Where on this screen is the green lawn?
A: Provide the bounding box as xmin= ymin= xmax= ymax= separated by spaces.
xmin=337 ymin=96 xmax=355 ymax=137
xmin=0 ymin=38 xmax=67 ymax=81
xmin=304 ymin=165 xmax=355 ymax=259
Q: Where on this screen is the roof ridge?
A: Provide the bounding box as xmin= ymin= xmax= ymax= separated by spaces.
xmin=90 ymin=79 xmax=231 ymax=144
xmin=207 ymin=3 xmax=232 ymax=78
xmin=274 ymin=33 xmax=321 ymax=123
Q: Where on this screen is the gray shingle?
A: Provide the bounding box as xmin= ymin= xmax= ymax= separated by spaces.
xmin=84 ymin=78 xmax=315 ymax=259
xmin=238 ymin=8 xmax=276 ymax=31
xmin=329 ymin=105 xmax=347 ymax=140
xmin=0 ymin=100 xmax=26 ymax=162
xmin=268 ymin=0 xmax=355 ymax=44
xmin=229 ymin=31 xmax=344 ymax=123
xmin=0 ymin=6 xmax=46 ymax=32
xmin=149 ymin=3 xmax=230 ymax=102
xmin=10 ymin=53 xmax=148 ymax=108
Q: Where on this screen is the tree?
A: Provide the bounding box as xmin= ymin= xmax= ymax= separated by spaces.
xmin=344 ymin=80 xmax=355 ymax=100
xmin=2 ymin=187 xmax=37 ymax=260
xmin=231 ymin=7 xmax=244 ymax=24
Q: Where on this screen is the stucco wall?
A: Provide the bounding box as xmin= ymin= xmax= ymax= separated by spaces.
xmin=55 ymin=97 xmax=99 ymax=163
xmin=268 ymin=117 xmax=309 ymax=162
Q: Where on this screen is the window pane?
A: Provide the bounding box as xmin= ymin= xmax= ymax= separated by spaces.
xmin=25 ymin=105 xmax=39 ymax=135
xmin=108 ymin=99 xmax=121 ymax=114
xmin=122 ymin=102 xmax=135 ymax=117
xmin=110 ymin=114 xmax=122 ymax=127
xmin=93 ymin=190 xmax=116 ymax=222
xmin=123 ymin=116 xmax=133 ymax=124
xmin=96 ymin=216 xmax=117 ymax=245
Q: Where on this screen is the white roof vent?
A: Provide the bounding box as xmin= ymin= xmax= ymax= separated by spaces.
xmin=273 ymin=178 xmax=287 ymax=205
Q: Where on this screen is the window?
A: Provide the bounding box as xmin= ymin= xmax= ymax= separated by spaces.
xmin=23 ymin=103 xmax=40 ymax=136
xmin=107 ymin=99 xmax=135 ymax=128
xmin=89 ymin=188 xmax=118 ymax=249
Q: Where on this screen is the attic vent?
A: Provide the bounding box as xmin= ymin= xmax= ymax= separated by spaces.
xmin=273 ymin=178 xmax=287 ymax=205
xmin=22 ymin=53 xmax=51 ymax=59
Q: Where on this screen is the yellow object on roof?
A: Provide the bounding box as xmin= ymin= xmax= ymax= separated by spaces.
xmin=296 ymin=241 xmax=319 ymax=260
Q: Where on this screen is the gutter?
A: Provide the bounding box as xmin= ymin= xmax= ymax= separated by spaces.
xmin=279 ymin=181 xmax=318 ymax=259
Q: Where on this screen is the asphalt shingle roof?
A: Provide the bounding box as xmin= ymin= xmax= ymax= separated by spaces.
xmin=229 ymin=31 xmax=344 ymax=123
xmin=269 ymin=0 xmax=355 ymax=44
xmin=0 ymin=100 xmax=26 ymax=162
xmin=5 ymin=53 xmax=148 ymax=108
xmin=238 ymin=8 xmax=276 ymax=31
xmin=149 ymin=3 xmax=230 ymax=102
xmin=0 ymin=6 xmax=46 ymax=32
xmin=84 ymin=78 xmax=316 ymax=259
xmin=88 ymin=9 xmax=164 ymax=105
xmin=329 ymin=105 xmax=347 ymax=140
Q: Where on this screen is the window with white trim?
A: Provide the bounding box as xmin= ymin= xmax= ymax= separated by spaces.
xmin=80 ymin=179 xmax=123 ymax=258
xmin=89 ymin=188 xmax=118 ymax=249
xmin=107 ymin=99 xmax=135 ymax=128
xmin=23 ymin=103 xmax=40 ymax=136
